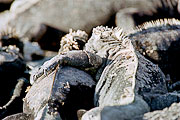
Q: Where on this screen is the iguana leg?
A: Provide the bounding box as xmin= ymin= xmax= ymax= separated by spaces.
xmin=0 ymin=78 xmax=26 ymax=109
xmin=30 ymin=50 xmax=103 ymax=84
xmin=115 ymin=8 xmax=139 ymax=32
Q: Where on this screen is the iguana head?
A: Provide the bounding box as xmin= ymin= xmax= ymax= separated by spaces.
xmin=85 ymin=26 xmax=129 ymax=57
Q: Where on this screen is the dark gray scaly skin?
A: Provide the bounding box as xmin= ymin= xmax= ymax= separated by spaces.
xmin=25 ymin=31 xmax=98 ymax=119
xmin=24 ymin=65 xmax=96 ymax=120
xmin=31 ymin=26 xmax=167 ymax=110
xmin=31 ymin=27 xmax=138 ymax=106
xmin=48 ymin=66 xmax=96 ymax=120
xmin=128 ymin=18 xmax=180 ymax=89
xmin=30 ymin=50 xmax=103 ymax=84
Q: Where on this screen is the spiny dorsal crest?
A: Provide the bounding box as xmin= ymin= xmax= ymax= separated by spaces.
xmin=129 ymin=18 xmax=180 ymax=34
xmin=93 ymin=26 xmax=138 ymax=106
xmin=93 ymin=26 xmax=131 ymax=49
xmin=93 ymin=26 xmax=127 ymax=40
xmin=59 ymin=29 xmax=88 ymax=53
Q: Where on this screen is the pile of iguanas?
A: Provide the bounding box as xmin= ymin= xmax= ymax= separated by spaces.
xmin=23 ymin=18 xmax=180 ymax=120
xmin=2 ymin=19 xmax=180 ymax=120
xmin=1 ymin=0 xmax=180 ymax=120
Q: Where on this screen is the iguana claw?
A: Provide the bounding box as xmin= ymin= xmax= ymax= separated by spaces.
xmin=30 ymin=55 xmax=63 ymax=84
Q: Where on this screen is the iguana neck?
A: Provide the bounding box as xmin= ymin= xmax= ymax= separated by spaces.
xmin=85 ymin=26 xmax=131 ymax=64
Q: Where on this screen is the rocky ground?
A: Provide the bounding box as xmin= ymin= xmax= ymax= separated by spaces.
xmin=0 ymin=0 xmax=180 ymax=120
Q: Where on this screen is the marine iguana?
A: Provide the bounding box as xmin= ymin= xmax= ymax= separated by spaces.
xmin=30 ymin=26 xmax=167 ymax=119
xmin=4 ymin=0 xmax=180 ymax=39
xmin=128 ymin=18 xmax=180 ymax=89
xmin=22 ymin=30 xmax=94 ymax=120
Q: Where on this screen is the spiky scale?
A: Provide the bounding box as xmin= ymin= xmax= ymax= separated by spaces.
xmin=30 ymin=26 xmax=168 ymax=120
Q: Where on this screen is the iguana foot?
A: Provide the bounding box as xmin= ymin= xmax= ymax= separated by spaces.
xmin=30 ymin=50 xmax=103 ymax=84
xmin=30 ymin=54 xmax=64 ymax=84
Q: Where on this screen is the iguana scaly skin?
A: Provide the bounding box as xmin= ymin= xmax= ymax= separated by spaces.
xmin=31 ymin=26 xmax=167 ymax=109
xmin=31 ymin=27 xmax=138 ymax=106
xmin=85 ymin=27 xmax=138 ymax=106
xmin=128 ymin=18 xmax=180 ymax=84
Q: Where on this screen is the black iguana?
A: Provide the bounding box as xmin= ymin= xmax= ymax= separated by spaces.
xmin=128 ymin=18 xmax=180 ymax=90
